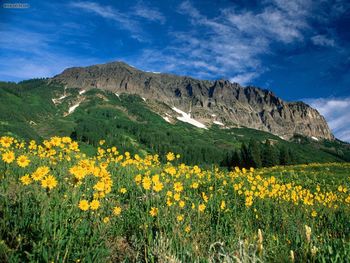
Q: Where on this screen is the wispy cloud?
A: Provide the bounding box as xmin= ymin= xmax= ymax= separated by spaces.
xmin=304 ymin=97 xmax=350 ymax=142
xmin=230 ymin=72 xmax=261 ymax=86
xmin=223 ymin=1 xmax=310 ymax=44
xmin=70 ymin=1 xmax=146 ymax=41
xmin=128 ymin=0 xmax=313 ymax=85
xmin=70 ymin=1 xmax=166 ymax=42
xmin=311 ymin=35 xmax=335 ymax=47
xmin=132 ymin=1 xmax=166 ymax=24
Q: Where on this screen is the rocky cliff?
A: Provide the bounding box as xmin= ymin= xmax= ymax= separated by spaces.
xmin=53 ymin=61 xmax=334 ymax=140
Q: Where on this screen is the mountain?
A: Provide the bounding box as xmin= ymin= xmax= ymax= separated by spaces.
xmin=53 ymin=61 xmax=333 ymax=140
xmin=1 ymin=78 xmax=349 ymax=167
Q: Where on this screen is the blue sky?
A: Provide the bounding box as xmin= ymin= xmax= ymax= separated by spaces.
xmin=0 ymin=0 xmax=349 ymax=141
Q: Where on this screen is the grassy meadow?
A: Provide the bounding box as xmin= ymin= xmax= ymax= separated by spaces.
xmin=1 ymin=136 xmax=350 ymax=262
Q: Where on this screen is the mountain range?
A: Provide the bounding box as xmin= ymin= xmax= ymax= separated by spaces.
xmin=53 ymin=61 xmax=333 ymax=141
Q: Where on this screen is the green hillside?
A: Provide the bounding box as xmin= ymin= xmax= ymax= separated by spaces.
xmin=0 ymin=79 xmax=349 ymax=167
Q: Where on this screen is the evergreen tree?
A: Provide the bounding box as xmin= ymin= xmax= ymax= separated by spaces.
xmin=248 ymin=139 xmax=262 ymax=168
xmin=288 ymin=148 xmax=297 ymax=164
xmin=262 ymin=141 xmax=279 ymax=167
xmin=231 ymin=150 xmax=242 ymax=168
xmin=279 ymin=146 xmax=291 ymax=165
xmin=240 ymin=142 xmax=250 ymax=168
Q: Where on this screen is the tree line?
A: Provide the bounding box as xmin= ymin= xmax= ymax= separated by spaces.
xmin=221 ymin=139 xmax=297 ymax=169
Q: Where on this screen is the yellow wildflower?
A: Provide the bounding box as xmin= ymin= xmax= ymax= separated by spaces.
xmin=179 ymin=200 xmax=185 ymax=208
xmin=198 ymin=203 xmax=206 ymax=212
xmin=17 ymin=155 xmax=30 ymax=168
xmin=41 ymin=175 xmax=58 ymax=190
xmin=113 ymin=206 xmax=122 ymax=216
xmin=119 ymin=188 xmax=127 ymax=194
xmin=220 ymin=200 xmax=226 ymax=210
xmin=174 ymin=193 xmax=181 ymax=201
xmin=174 ymin=182 xmax=183 ymax=192
xmin=2 ymin=151 xmax=15 ymax=163
xmin=166 ymin=152 xmax=175 ymax=161
xmin=0 ymin=136 xmax=13 ymax=148
xmin=153 ymin=181 xmax=164 ymax=192
xmin=191 ymin=182 xmax=199 ymax=189
xmin=134 ymin=174 xmax=142 ymax=184
xmin=177 ymin=214 xmax=184 ymax=222
xmin=142 ymin=176 xmax=152 ymax=190
xmin=20 ymin=174 xmax=32 ymax=185
xmin=90 ymin=200 xmax=100 ymax=210
xmin=78 ymin=200 xmax=89 ymax=211
xmin=149 ymin=207 xmax=158 ymax=217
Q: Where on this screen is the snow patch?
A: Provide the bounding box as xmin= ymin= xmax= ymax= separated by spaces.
xmin=163 ymin=116 xmax=171 ymax=123
xmin=211 ymin=114 xmax=217 ymax=117
xmin=79 ymin=90 xmax=86 ymax=95
xmin=68 ymin=103 xmax=80 ymax=114
xmin=52 ymin=94 xmax=68 ymax=104
xmin=142 ymin=97 xmax=146 ymax=101
xmin=115 ymin=93 xmax=121 ymax=100
xmin=172 ymin=107 xmax=207 ymax=129
xmin=213 ymin=121 xmax=224 ymax=126
xmin=172 ymin=107 xmax=187 ymax=116
xmin=311 ymin=136 xmax=319 ymax=141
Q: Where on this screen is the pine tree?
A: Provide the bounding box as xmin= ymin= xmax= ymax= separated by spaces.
xmin=240 ymin=142 xmax=250 ymax=168
xmin=262 ymin=141 xmax=278 ymax=167
xmin=288 ymin=148 xmax=297 ymax=164
xmin=248 ymin=139 xmax=262 ymax=168
xmin=229 ymin=150 xmax=242 ymax=169
xmin=279 ymin=146 xmax=291 ymax=165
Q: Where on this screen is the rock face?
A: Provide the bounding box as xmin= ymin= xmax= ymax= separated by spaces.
xmin=53 ymin=61 xmax=334 ymax=140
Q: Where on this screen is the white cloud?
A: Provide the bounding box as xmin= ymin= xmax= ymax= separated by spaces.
xmin=70 ymin=1 xmax=166 ymax=41
xmin=126 ymin=0 xmax=314 ymax=85
xmin=133 ymin=2 xmax=166 ymax=24
xmin=229 ymin=72 xmax=260 ymax=86
xmin=223 ymin=5 xmax=308 ymax=44
xmin=69 ymin=1 xmax=146 ymax=41
xmin=311 ymin=35 xmax=335 ymax=47
xmin=304 ymin=97 xmax=350 ymax=142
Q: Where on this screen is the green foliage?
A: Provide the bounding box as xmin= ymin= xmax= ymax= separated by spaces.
xmin=261 ymin=141 xmax=279 ymax=167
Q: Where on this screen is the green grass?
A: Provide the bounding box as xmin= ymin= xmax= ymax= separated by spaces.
xmin=259 ymin=163 xmax=350 ymax=190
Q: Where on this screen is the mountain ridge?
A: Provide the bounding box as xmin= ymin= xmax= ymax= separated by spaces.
xmin=52 ymin=61 xmax=334 ymax=140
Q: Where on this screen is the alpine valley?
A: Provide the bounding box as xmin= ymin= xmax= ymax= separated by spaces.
xmin=1 ymin=61 xmax=349 ymax=167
